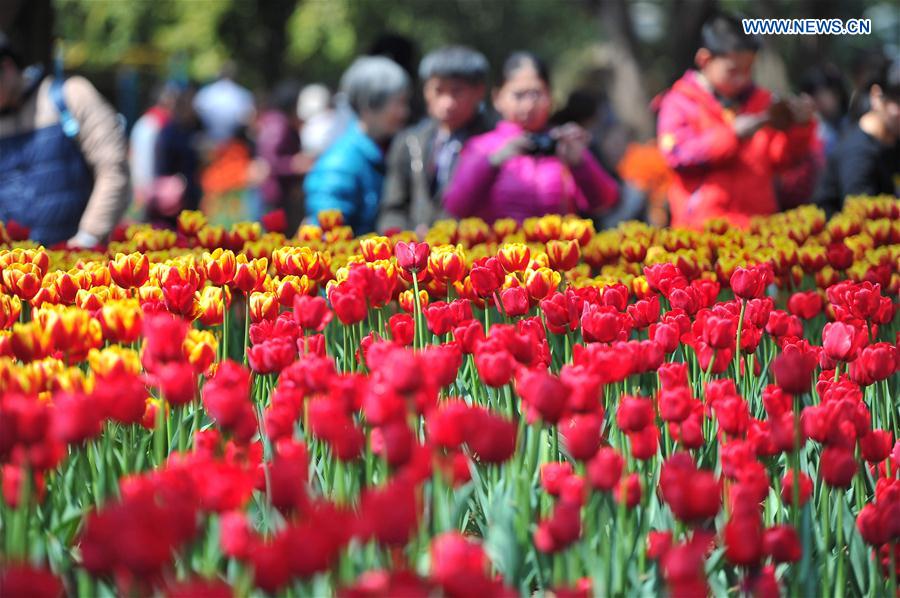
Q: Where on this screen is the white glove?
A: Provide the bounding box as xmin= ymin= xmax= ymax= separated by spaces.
xmin=67 ymin=231 xmax=101 ymax=248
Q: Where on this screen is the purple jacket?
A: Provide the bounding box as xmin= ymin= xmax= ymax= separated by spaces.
xmin=256 ymin=110 xmax=301 ymax=207
xmin=443 ymin=121 xmax=618 ymax=223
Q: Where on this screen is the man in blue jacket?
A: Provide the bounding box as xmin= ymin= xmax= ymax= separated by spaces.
xmin=303 ymin=56 xmax=410 ymax=234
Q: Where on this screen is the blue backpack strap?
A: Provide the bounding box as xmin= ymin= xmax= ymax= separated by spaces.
xmin=49 ymin=77 xmax=80 ymax=138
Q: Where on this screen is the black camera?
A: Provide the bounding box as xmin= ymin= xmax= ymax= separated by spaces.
xmin=525 ymin=132 xmax=557 ymax=156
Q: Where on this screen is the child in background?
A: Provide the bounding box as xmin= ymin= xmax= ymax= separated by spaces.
xmin=657 ymin=14 xmax=816 ymax=229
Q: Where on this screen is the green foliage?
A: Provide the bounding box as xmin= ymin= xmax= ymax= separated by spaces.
xmin=53 ymin=0 xmax=601 ymax=88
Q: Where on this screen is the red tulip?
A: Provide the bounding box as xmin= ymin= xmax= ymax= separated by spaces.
xmin=826 ymin=241 xmax=854 ymax=270
xmin=430 ymin=532 xmax=499 ymax=597
xmin=762 ymin=525 xmax=801 ymax=563
xmin=627 ymin=295 xmax=660 ymax=329
xmin=453 ymin=319 xmax=485 ymax=354
xmin=540 ymin=291 xmax=580 ymax=335
xmin=535 ymin=500 xmax=581 ymax=553
xmin=474 ymin=346 xmax=515 ymax=388
xmin=643 ymin=263 xmax=688 ymax=297
xmin=328 ymin=282 xmax=367 ymax=325
xmin=856 ymin=503 xmax=888 ymax=546
xmin=730 ymin=264 xmax=773 ymax=300
xmin=770 ymin=350 xmax=817 ymax=395
xmin=780 ymin=470 xmax=813 ymax=506
xmin=165 ymin=578 xmax=233 ymax=598
xmin=660 ymin=453 xmax=721 ymax=523
xmin=658 ymin=387 xmax=694 ymax=423
xmin=614 ymin=473 xmax=642 ymax=509
xmin=860 ymin=429 xmax=893 ymax=463
xmin=661 ymin=535 xmax=710 ymax=597
xmin=560 ymin=413 xmax=602 ymax=461
xmin=388 ymin=313 xmax=415 ymax=346
xmin=586 ymin=446 xmax=624 ymax=492
xmin=261 ymin=208 xmax=287 ymax=233
xmin=616 ymin=395 xmax=654 ymax=432
xmin=394 ymin=241 xmax=430 ymax=272
xmin=517 ymin=368 xmax=569 ymax=424
xmin=822 ymin=321 xmax=867 ymax=362
xmin=0 ymin=563 xmax=64 ymax=598
xmin=293 ymin=295 xmax=332 ymax=332
xmin=649 ymin=321 xmax=680 ymax=354
xmin=423 ymin=301 xmax=455 ymax=336
xmin=627 ymin=426 xmax=659 ymax=460
xmin=646 ymin=530 xmax=673 ymax=560
xmin=498 ymin=286 xmax=529 ymax=318
xmin=724 ymin=514 xmax=763 ymax=566
xmin=202 ymin=360 xmax=252 ymax=430
xmin=464 ymin=409 xmax=517 ymax=464
xmin=155 ymin=362 xmax=198 ymax=406
xmin=857 ymin=342 xmax=898 ymax=383
xmin=248 ymin=337 xmax=296 ymax=374
xmin=787 ymin=291 xmax=822 ymax=320
xmin=700 ymin=313 xmax=737 ymax=350
xmin=581 ymin=303 xmax=629 ymax=344
xmin=50 ymin=391 xmax=102 ymax=445
xmin=141 ymin=313 xmax=189 ymax=373
xmin=819 ymin=446 xmax=858 ymax=488
xmin=469 ymin=266 xmax=500 ymax=298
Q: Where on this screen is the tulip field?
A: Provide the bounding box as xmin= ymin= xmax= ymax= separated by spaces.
xmin=0 ymin=196 xmax=898 ymax=597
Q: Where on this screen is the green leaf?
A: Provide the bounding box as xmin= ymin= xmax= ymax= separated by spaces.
xmin=484 ymin=485 xmax=522 ymax=584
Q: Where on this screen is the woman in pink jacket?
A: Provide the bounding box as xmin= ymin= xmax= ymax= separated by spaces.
xmin=443 ymin=52 xmax=618 ymax=223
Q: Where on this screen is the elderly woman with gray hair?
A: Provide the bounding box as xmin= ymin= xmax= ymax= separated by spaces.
xmin=303 ymin=56 xmax=410 ymax=233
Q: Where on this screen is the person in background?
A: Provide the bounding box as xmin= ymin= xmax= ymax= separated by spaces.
xmin=378 ymin=45 xmax=492 ymax=234
xmin=443 ymin=52 xmax=618 ymax=223
xmin=129 ymin=82 xmax=177 ymax=210
xmin=147 ymin=85 xmax=202 ymax=229
xmin=800 ymin=65 xmax=849 ymax=158
xmin=0 ymin=32 xmax=129 ymax=247
xmin=255 ymin=80 xmax=311 ymax=235
xmin=815 ymin=62 xmax=900 ymax=217
xmin=192 ymin=62 xmax=255 ymax=145
xmin=656 ymin=14 xmax=816 ymax=229
xmin=552 ymin=89 xmax=647 ymax=227
xmin=303 ymin=56 xmax=410 ymax=234
xmin=297 ymin=83 xmax=349 ymax=158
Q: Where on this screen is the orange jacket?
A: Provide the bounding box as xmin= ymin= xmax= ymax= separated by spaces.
xmin=657 ymin=71 xmax=815 ymax=229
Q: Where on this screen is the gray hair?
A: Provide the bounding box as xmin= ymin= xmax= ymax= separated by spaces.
xmin=419 ymin=46 xmax=489 ymax=85
xmin=340 ymin=56 xmax=410 ymax=114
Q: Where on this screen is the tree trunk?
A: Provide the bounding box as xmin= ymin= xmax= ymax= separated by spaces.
xmin=593 ymin=0 xmax=655 ymax=140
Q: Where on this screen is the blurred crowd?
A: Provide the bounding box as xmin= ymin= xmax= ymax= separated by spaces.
xmin=0 ymin=13 xmax=898 ymax=247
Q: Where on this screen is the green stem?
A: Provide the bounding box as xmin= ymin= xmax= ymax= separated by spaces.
xmin=734 ymin=299 xmax=746 ymax=385
xmin=154 ymin=400 xmax=166 ymax=466
xmin=9 ymin=466 xmax=31 ymax=558
xmin=221 ymin=294 xmax=229 ymax=361
xmin=411 ymin=273 xmax=423 ymax=350
xmin=889 ymin=543 xmax=897 ymax=598
xmin=835 ymin=493 xmax=845 ymax=598
xmin=243 ymin=294 xmax=250 ymax=365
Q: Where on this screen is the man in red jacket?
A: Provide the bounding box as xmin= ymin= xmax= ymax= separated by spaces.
xmin=657 ymin=14 xmax=817 ymax=229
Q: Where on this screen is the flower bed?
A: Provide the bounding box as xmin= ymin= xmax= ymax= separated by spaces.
xmin=0 ymin=196 xmax=898 ymax=597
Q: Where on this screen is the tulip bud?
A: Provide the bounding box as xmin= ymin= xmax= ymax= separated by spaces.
xmin=497 ymin=243 xmax=531 ymax=273
xmin=546 ymin=239 xmax=581 ymax=271
xmin=231 ymin=256 xmax=269 ymax=293
xmin=249 ymin=291 xmax=279 ymax=323
xmin=177 ymin=210 xmax=207 ymax=237
xmin=359 ymin=236 xmax=393 ymax=262
xmin=317 ymin=209 xmax=344 ymax=231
